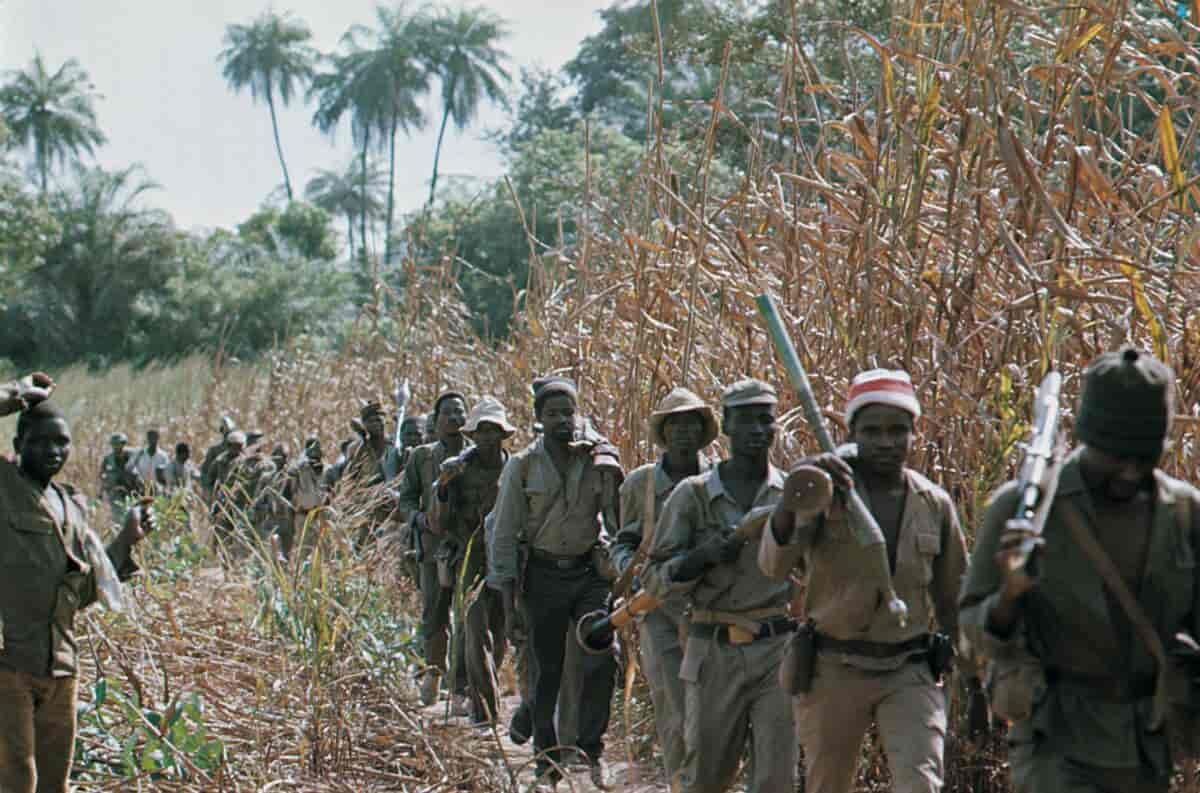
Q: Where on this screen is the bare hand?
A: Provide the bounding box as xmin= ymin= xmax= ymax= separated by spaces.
xmin=438 ymin=457 xmax=466 ymax=483
xmin=18 ymin=372 xmax=55 ymax=407
xmin=994 ymin=523 xmax=1040 ymax=601
xmin=118 ymin=499 xmax=157 ymax=546
xmin=808 ymin=452 xmax=854 ymax=492
xmin=698 ymin=532 xmax=743 ymax=567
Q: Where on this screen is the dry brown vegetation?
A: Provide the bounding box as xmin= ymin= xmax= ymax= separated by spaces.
xmin=5 ymin=0 xmax=1199 ymax=790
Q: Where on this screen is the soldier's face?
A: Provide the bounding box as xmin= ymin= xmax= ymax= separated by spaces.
xmin=1081 ymin=445 xmax=1158 ymax=502
xmin=227 ymin=441 xmax=245 ymax=457
xmin=401 ymin=426 xmax=423 ymax=449
xmin=16 ymin=417 xmax=72 ymax=483
xmin=849 ymin=404 xmax=913 ymax=478
xmin=363 ymin=414 xmax=386 ymax=439
xmin=112 ymin=440 xmax=126 ymax=454
xmin=470 ymin=423 xmax=505 ymax=454
xmin=437 ymin=398 xmax=467 ymax=438
xmin=306 ymin=441 xmax=323 ymax=461
xmin=146 ymin=430 xmax=159 ymax=449
xmin=539 ymin=395 xmax=577 ymax=443
xmin=723 ymin=405 xmax=777 ymax=458
xmin=663 ymin=412 xmax=706 ymax=458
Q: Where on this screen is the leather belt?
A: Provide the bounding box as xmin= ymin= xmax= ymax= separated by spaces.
xmin=690 ymin=617 xmax=797 ymax=644
xmin=816 ymin=633 xmax=930 ymax=659
xmin=528 ymin=548 xmax=592 ymax=570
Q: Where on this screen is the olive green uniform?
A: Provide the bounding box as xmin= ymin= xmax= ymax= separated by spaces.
xmin=645 ymin=464 xmax=795 ymax=793
xmin=760 ymin=466 xmax=966 ymax=793
xmin=960 ymin=450 xmax=1200 ymax=793
xmin=98 ymin=450 xmax=132 ymax=525
xmin=0 ymin=456 xmax=139 ymax=793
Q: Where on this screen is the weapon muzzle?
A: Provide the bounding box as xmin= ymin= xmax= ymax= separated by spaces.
xmin=576 ymin=609 xmax=615 ymax=655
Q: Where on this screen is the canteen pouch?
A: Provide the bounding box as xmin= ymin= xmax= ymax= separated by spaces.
xmin=985 ymin=645 xmax=1046 ymax=722
xmin=928 ymin=632 xmax=954 ymax=682
xmin=779 ymin=621 xmax=817 ymax=694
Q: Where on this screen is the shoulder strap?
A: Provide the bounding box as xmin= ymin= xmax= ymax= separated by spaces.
xmin=1059 ymin=499 xmax=1169 ymax=729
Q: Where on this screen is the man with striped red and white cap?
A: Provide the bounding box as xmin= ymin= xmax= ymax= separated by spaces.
xmin=760 ymin=368 xmax=968 ymax=793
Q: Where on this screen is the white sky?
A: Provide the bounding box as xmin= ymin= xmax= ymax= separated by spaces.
xmin=1 ymin=0 xmax=609 ymax=231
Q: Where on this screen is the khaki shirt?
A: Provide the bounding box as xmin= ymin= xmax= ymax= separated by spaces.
xmin=760 ymin=466 xmax=966 ymax=669
xmin=100 ymin=451 xmax=132 ymax=500
xmin=646 ymin=464 xmax=790 ymax=614
xmin=490 ymin=437 xmax=611 ymax=584
xmin=960 ymin=449 xmax=1200 ymax=773
xmin=613 ymin=458 xmax=710 ymax=617
xmin=0 ymin=459 xmax=137 ymax=678
xmin=398 ymin=439 xmax=471 ymax=556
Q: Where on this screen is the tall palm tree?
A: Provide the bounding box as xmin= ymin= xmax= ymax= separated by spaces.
xmin=419 ymin=6 xmax=512 ymax=207
xmin=0 ymin=54 xmax=107 ymax=194
xmin=219 ymin=10 xmax=317 ymax=202
xmin=305 ymin=158 xmax=387 ymax=260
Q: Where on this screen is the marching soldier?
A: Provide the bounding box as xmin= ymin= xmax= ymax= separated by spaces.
xmin=199 ymin=416 xmax=236 ymax=503
xmin=760 ymin=369 xmax=967 ymax=793
xmin=430 ymin=396 xmax=515 ymax=725
xmin=611 ymin=387 xmax=717 ymax=789
xmin=126 ymin=427 xmax=170 ymax=495
xmin=645 ymin=379 xmax=795 ymax=793
xmin=398 ymin=391 xmax=472 ymax=707
xmin=99 ymin=431 xmax=134 ymax=525
xmin=491 ymin=377 xmax=620 ymax=788
xmin=253 ymin=443 xmax=293 ymax=547
xmin=961 ymin=348 xmax=1200 ymax=793
xmin=284 ymin=436 xmax=329 ymax=559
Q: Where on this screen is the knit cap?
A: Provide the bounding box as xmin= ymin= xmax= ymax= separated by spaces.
xmin=1075 ymin=346 xmax=1173 ymax=458
xmin=845 ymin=369 xmax=921 ymax=425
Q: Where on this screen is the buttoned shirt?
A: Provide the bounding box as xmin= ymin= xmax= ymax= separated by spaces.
xmin=489 ymin=437 xmax=611 ymax=584
xmin=646 ymin=463 xmax=790 ymax=614
xmin=398 ymin=439 xmax=472 ymax=555
xmin=760 ymin=466 xmax=966 ymax=670
xmin=0 ymin=459 xmax=137 ymax=677
xmin=126 ymin=448 xmax=170 ymax=488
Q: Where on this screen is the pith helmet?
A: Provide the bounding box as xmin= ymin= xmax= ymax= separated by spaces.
xmin=649 ymin=388 xmax=719 ymax=448
xmin=463 ymin=396 xmax=516 ymax=438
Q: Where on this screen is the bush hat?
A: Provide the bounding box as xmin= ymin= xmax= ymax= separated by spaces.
xmin=649 ymin=387 xmax=719 ymax=448
xmin=463 ymin=396 xmax=516 ymax=438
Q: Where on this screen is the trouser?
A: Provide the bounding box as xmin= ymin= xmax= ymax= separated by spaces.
xmin=1011 ymin=752 xmax=1167 ymax=793
xmin=512 ymin=635 xmax=582 ymax=744
xmin=463 ymin=586 xmax=508 ymax=722
xmin=794 ymin=653 xmax=946 ymax=793
xmin=523 ymin=559 xmax=616 ymax=771
xmin=681 ymin=631 xmax=795 ymax=793
xmin=641 ymin=609 xmax=686 ymax=784
xmin=0 ymin=667 xmax=77 ymax=793
xmin=420 ymin=559 xmax=466 ymax=692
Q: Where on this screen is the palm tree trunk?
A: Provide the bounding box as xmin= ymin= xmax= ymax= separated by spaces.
xmin=266 ymin=89 xmax=294 ymax=202
xmin=37 ymin=137 xmax=48 ymax=195
xmin=346 ymin=214 xmax=355 ymax=261
xmin=360 ymin=131 xmax=370 ymax=272
xmin=427 ymin=105 xmax=452 ymax=207
xmin=385 ymin=110 xmax=397 ymax=267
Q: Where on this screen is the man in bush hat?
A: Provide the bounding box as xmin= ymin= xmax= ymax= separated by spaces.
xmin=491 ymin=375 xmax=620 ymax=788
xmin=645 ymin=378 xmax=795 ymax=793
xmin=0 ymin=373 xmax=157 ymax=793
xmin=611 ymin=387 xmax=717 ymax=789
xmin=199 ymin=415 xmax=236 ymax=504
xmin=429 ymin=396 xmax=516 ymax=726
xmin=760 ymin=368 xmax=967 ymax=793
xmin=99 ymin=431 xmax=133 ymax=525
xmin=961 ymin=347 xmax=1200 ymax=793
xmin=398 ymin=390 xmax=471 ymax=707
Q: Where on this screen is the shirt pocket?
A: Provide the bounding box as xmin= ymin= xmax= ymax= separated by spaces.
xmin=1 ymin=512 xmax=61 ymax=569
xmin=913 ymin=529 xmax=941 ymax=584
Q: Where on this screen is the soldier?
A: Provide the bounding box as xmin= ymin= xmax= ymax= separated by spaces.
xmin=335 ymin=402 xmax=398 ymax=545
xmin=210 ymin=431 xmax=273 ymax=551
xmin=645 ymin=379 xmax=795 ymax=793
xmin=961 ymin=347 xmax=1199 ymax=793
xmin=155 ymin=442 xmax=197 ymax=495
xmin=284 ymin=436 xmax=328 ymax=559
xmin=398 ymin=391 xmax=471 ymax=707
xmin=199 ymin=416 xmax=236 ymax=503
xmin=0 ymin=374 xmax=157 ymax=793
xmin=430 ymin=396 xmax=515 ymax=726
xmin=253 ymin=443 xmax=292 ymax=547
xmin=126 ymin=427 xmax=170 ymax=494
xmin=611 ymin=387 xmax=717 ymax=790
xmin=99 ymin=431 xmax=134 ymax=525
xmin=760 ymin=369 xmax=967 ymax=793
xmin=391 ymin=414 xmax=428 ymax=583
xmin=491 ymin=377 xmax=619 ymax=788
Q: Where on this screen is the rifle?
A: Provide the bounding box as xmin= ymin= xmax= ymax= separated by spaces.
xmin=394 ymin=379 xmax=411 ymax=450
xmin=575 ymin=481 xmax=830 ymax=652
xmin=754 ymin=293 xmax=908 ymax=627
xmin=1004 ymin=370 xmax=1064 ymax=573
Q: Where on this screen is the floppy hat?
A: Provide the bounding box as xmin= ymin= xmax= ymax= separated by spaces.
xmin=463 ymin=396 xmax=516 ymax=438
xmin=649 ymin=387 xmax=719 ymax=448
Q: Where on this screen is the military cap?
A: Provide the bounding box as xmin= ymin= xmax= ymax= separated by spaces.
xmin=721 ymin=379 xmax=778 ymax=409
xmin=532 ymin=376 xmax=578 ymax=410
xmin=110 ymin=432 xmax=128 ymax=444
xmin=1076 ymin=346 xmax=1174 ymax=457
xmin=649 ymin=387 xmax=719 ymax=448
xmin=463 ymin=396 xmax=517 ymax=438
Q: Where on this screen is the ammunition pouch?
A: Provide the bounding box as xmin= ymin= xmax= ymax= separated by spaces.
xmin=780 ymin=620 xmax=817 ymax=694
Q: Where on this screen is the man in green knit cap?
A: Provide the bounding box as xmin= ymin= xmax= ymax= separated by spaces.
xmin=961 ymin=347 xmax=1200 ymax=793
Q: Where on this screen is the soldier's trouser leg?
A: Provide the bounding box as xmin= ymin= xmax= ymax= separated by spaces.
xmin=794 ymin=655 xmax=945 ymax=793
xmin=525 ymin=562 xmax=616 ymax=772
xmin=641 ymin=609 xmax=686 ymax=782
xmin=420 ymin=559 xmax=450 ymax=675
xmin=465 ymin=587 xmax=508 ymax=723
xmin=681 ymin=632 xmax=795 ymax=793
xmin=0 ymin=667 xmax=77 ymax=793
xmin=556 ymin=629 xmax=582 ymax=751
xmin=1010 ymin=734 xmax=1168 ymax=793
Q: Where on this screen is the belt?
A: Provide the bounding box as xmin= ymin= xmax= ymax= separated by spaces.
xmin=1050 ymin=670 xmax=1156 ymax=703
xmin=528 ymin=548 xmax=592 ymax=570
xmin=816 ymin=633 xmax=930 ymax=659
xmin=690 ymin=616 xmax=797 ymax=644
